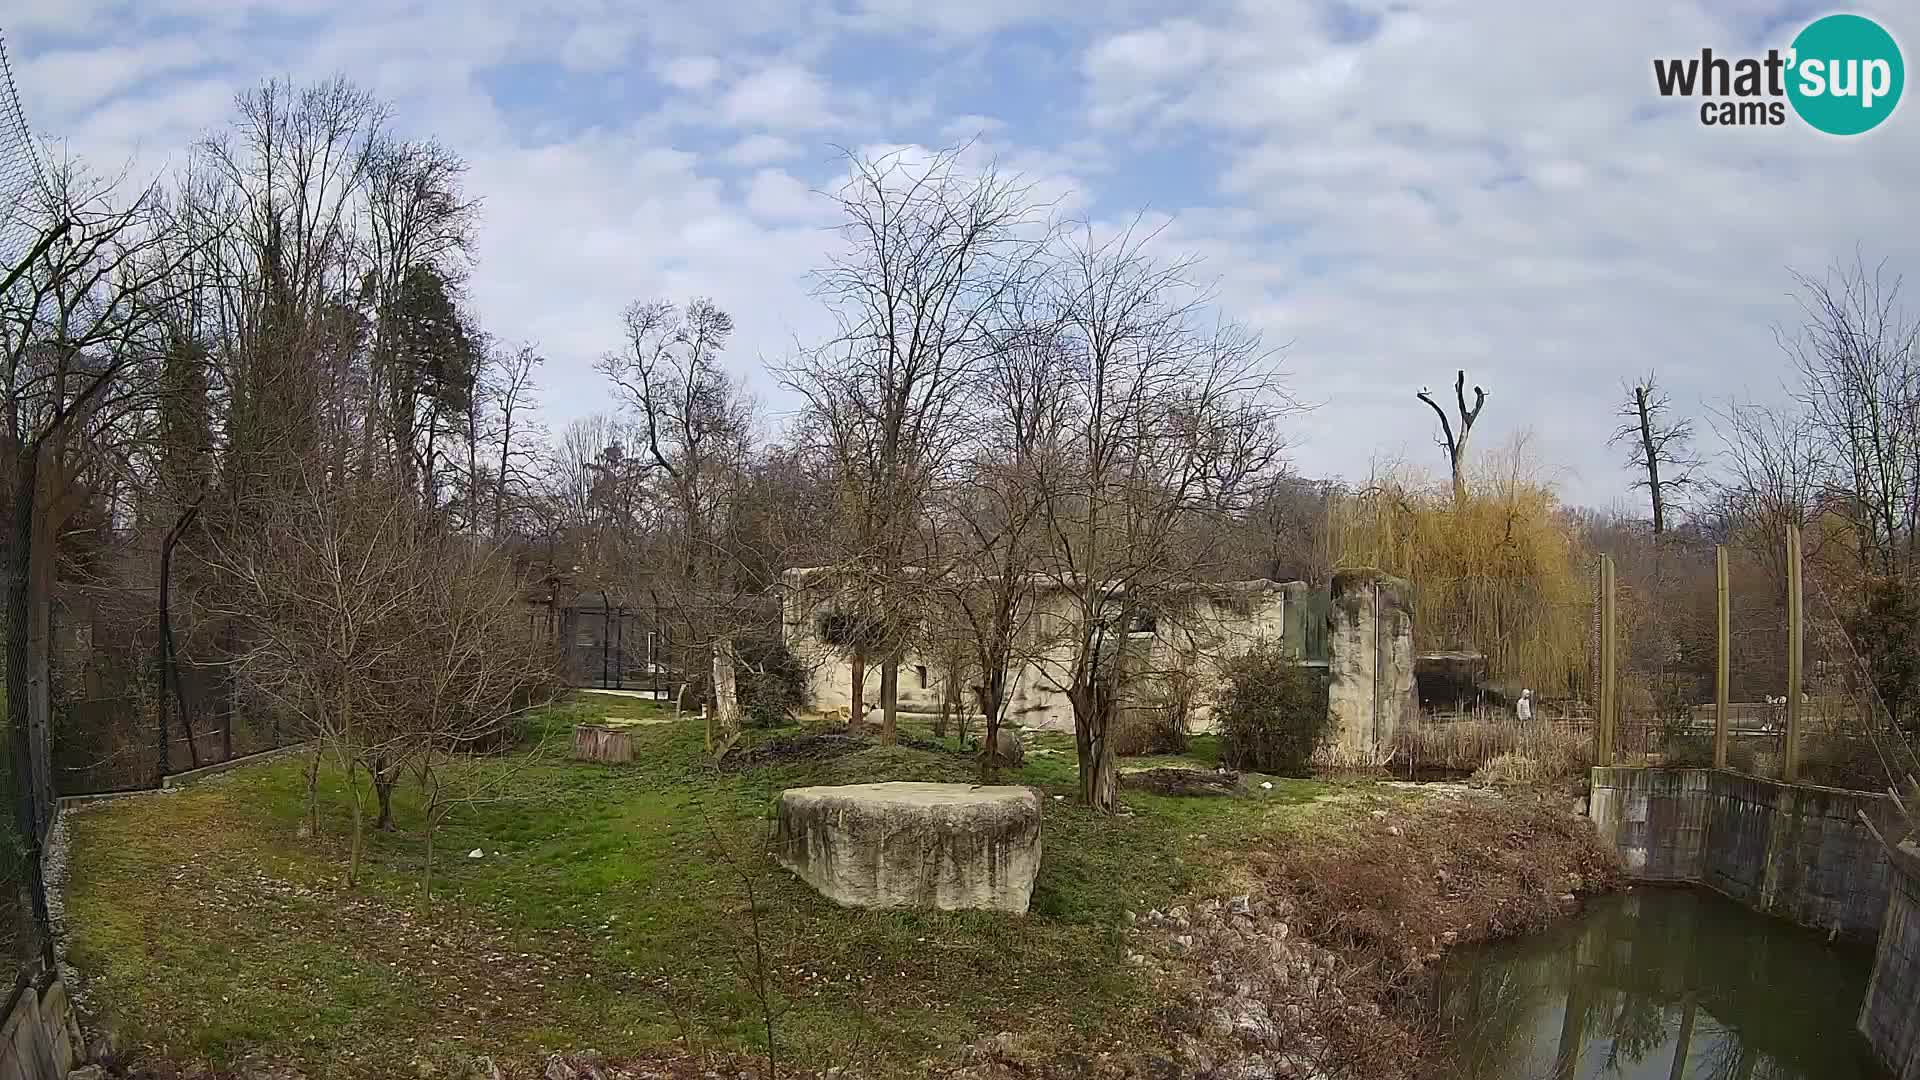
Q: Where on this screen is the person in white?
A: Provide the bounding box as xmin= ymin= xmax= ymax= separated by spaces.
xmin=1516 ymin=688 xmax=1534 ymax=722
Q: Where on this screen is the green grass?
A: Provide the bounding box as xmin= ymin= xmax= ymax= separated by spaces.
xmin=64 ymin=696 xmax=1329 ymax=1077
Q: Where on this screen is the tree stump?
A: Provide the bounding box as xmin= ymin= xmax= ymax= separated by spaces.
xmin=572 ymin=723 xmax=633 ymax=764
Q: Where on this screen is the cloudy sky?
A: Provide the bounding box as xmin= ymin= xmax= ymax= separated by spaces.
xmin=6 ymin=0 xmax=1916 ymax=509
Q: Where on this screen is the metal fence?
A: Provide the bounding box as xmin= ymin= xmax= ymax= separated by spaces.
xmin=1595 ymin=527 xmax=1920 ymax=792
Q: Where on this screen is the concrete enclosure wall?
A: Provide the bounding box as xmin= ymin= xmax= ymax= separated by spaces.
xmin=0 ymin=975 xmax=80 ymax=1080
xmin=1860 ymin=845 xmax=1920 ymax=1080
xmin=1588 ymin=766 xmax=1896 ymax=939
xmin=1324 ymin=569 xmax=1415 ymax=765
xmin=782 ymin=569 xmax=1308 ymax=733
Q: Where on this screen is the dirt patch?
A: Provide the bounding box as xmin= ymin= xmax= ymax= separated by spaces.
xmin=1120 ymin=768 xmax=1246 ymax=798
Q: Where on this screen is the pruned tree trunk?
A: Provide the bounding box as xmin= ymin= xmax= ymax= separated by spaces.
xmin=1634 ymin=385 xmax=1666 ymax=534
xmin=304 ymin=748 xmax=321 ymax=838
xmin=711 ymin=635 xmax=743 ymax=754
xmin=848 ymin=646 xmax=866 ymax=732
xmin=373 ymin=755 xmax=397 ymax=830
xmin=980 ymin=672 xmax=1007 ymax=783
xmin=935 ymin=675 xmax=956 ymax=739
xmin=1069 ymin=681 xmax=1119 ymax=812
xmin=879 ymin=658 xmax=898 ymax=745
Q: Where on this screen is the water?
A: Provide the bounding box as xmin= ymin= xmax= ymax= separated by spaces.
xmin=1435 ymin=887 xmax=1888 ymax=1079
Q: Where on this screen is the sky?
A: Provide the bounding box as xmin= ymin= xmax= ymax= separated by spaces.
xmin=6 ymin=0 xmax=1917 ymax=510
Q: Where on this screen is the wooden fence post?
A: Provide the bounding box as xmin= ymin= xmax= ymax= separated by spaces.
xmin=1715 ymin=544 xmax=1730 ymax=770
xmin=1784 ymin=524 xmax=1804 ymax=783
xmin=1598 ymin=555 xmax=1617 ymax=767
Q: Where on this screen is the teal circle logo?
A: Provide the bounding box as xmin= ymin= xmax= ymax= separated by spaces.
xmin=1787 ymin=14 xmax=1904 ymax=135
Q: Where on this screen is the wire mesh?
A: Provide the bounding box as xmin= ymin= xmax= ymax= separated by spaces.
xmin=0 ymin=32 xmax=46 ymax=271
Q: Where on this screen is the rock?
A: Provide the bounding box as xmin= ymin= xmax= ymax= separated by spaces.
xmin=773 ymin=782 xmax=1043 ymax=913
xmin=982 ymin=726 xmax=1026 ymax=767
xmin=544 ymin=1056 xmax=578 ymax=1080
xmin=1170 ymin=934 xmax=1194 ymax=956
xmin=468 ymin=848 xmax=484 ymax=859
xmin=1227 ymin=894 xmax=1252 ymax=916
xmin=66 ymin=1068 xmax=106 ymax=1080
xmin=1200 ymin=1006 xmax=1234 ymax=1040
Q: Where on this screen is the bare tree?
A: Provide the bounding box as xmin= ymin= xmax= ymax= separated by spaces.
xmin=783 ymin=145 xmax=1049 ymax=744
xmin=1032 ymin=225 xmax=1290 ymax=811
xmin=1707 ymin=399 xmax=1826 ymax=589
xmin=1782 ymin=256 xmax=1920 ymax=580
xmin=597 ymin=298 xmax=759 ymax=754
xmin=1609 ymin=372 xmax=1699 ymax=535
xmin=205 ymin=462 xmax=551 ymax=885
xmin=1417 ymin=369 xmax=1486 ymax=504
xmin=0 ymin=160 xmax=204 ymax=901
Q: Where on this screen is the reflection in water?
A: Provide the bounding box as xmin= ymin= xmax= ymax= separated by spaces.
xmin=1435 ymin=888 xmax=1887 ymax=1079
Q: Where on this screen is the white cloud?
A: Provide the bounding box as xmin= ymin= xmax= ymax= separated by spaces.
xmin=657 ymin=55 xmax=722 ymax=92
xmin=743 ymin=168 xmax=826 ymax=222
xmin=10 ymin=0 xmax=1920 ymax=509
xmin=723 ymin=133 xmax=802 ymax=165
xmin=720 ymin=64 xmax=831 ymax=130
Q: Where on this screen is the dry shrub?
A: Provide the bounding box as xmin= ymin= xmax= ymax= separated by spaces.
xmin=1111 ymin=705 xmax=1188 ymax=757
xmin=1264 ymin=796 xmax=1621 ymax=972
xmin=1471 ymin=751 xmax=1543 ymax=786
xmin=1396 ymin=717 xmax=1589 ymax=780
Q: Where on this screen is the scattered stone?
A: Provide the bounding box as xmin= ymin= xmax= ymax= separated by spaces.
xmin=1260 ymin=781 xmax=1274 ymax=790
xmin=467 ymin=849 xmax=484 ymax=859
xmin=66 ymin=1068 xmax=106 ymax=1080
xmin=1227 ymin=894 xmax=1252 ymax=916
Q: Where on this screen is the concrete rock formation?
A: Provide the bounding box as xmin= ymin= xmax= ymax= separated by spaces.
xmin=774 ymin=782 xmax=1042 ymax=913
xmin=1326 ymin=568 xmax=1415 ymax=766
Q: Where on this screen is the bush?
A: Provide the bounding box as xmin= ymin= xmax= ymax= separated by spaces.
xmin=1215 ymin=644 xmax=1331 ymax=776
xmin=684 ymin=635 xmax=812 ymax=729
xmin=736 ymin=636 xmax=811 ymax=728
xmin=1111 ymin=707 xmax=1188 ymax=757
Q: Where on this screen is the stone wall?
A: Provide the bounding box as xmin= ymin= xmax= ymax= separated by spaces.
xmin=1860 ymin=844 xmax=1920 ymax=1080
xmin=781 ymin=569 xmax=1304 ymax=733
xmin=0 ymin=976 xmax=80 ymax=1080
xmin=1588 ymin=766 xmax=1896 ymax=939
xmin=1324 ymin=569 xmax=1415 ymax=765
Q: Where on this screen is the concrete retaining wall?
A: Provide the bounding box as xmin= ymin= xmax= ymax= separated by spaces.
xmin=1860 ymin=845 xmax=1920 ymax=1080
xmin=0 ymin=976 xmax=80 ymax=1080
xmin=1588 ymin=766 xmax=1895 ymax=939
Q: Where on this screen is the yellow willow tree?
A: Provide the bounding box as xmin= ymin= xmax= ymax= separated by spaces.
xmin=1327 ymin=438 xmax=1589 ymax=697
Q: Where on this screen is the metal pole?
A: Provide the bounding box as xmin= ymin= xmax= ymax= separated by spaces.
xmin=1784 ymin=524 xmax=1804 ymax=782
xmin=1714 ymin=545 xmax=1730 ymax=770
xmin=600 ymin=589 xmax=611 ymax=690
xmin=614 ymin=606 xmax=624 ymax=690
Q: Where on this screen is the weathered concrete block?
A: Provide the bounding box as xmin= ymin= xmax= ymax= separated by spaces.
xmin=774 ymin=782 xmax=1042 ymax=913
xmin=1325 ymin=568 xmax=1415 ymax=766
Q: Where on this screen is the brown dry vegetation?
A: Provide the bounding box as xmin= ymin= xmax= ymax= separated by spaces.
xmin=1249 ymin=790 xmax=1621 ymax=1077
